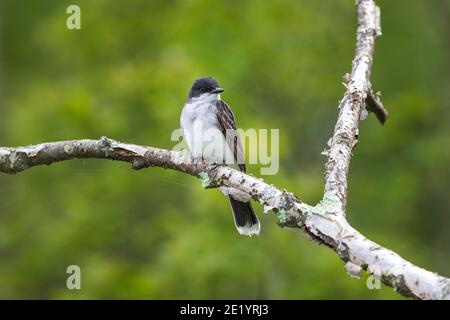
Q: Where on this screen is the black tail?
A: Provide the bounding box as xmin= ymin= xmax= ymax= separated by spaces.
xmin=229 ymin=197 xmax=260 ymax=236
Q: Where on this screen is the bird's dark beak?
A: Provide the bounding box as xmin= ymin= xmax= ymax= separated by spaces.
xmin=211 ymin=87 xmax=224 ymax=94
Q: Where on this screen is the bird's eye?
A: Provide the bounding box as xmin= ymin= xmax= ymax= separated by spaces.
xmin=200 ymin=88 xmax=205 ymax=92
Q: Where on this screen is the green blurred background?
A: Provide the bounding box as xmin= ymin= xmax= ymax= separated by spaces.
xmin=0 ymin=0 xmax=449 ymax=299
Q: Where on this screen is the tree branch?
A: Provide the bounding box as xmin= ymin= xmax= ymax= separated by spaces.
xmin=0 ymin=0 xmax=448 ymax=299
xmin=0 ymin=136 xmax=449 ymax=299
xmin=323 ymin=0 xmax=382 ymax=213
xmin=0 ymin=137 xmax=202 ymax=176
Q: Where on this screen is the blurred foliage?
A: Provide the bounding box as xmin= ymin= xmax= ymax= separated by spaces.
xmin=0 ymin=0 xmax=449 ymax=299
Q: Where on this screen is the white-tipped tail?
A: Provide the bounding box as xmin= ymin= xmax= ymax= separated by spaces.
xmin=229 ymin=197 xmax=260 ymax=237
xmin=236 ymin=220 xmax=261 ymax=237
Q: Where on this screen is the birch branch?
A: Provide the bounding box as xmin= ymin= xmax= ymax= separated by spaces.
xmin=0 ymin=137 xmax=449 ymax=299
xmin=0 ymin=0 xmax=447 ymax=299
xmin=323 ymin=0 xmax=382 ymax=213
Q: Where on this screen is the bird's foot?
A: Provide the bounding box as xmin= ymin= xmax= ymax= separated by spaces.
xmin=209 ymin=161 xmax=227 ymax=171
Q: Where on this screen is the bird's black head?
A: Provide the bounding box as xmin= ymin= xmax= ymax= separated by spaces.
xmin=188 ymin=77 xmax=224 ymax=99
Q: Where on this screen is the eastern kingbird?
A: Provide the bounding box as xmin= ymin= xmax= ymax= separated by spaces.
xmin=180 ymin=77 xmax=260 ymax=236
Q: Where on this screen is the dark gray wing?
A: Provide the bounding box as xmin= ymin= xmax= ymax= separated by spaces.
xmin=215 ymin=100 xmax=246 ymax=172
xmin=216 ymin=100 xmax=259 ymax=236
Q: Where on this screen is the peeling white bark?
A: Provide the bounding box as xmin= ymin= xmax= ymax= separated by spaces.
xmin=323 ymin=0 xmax=381 ymax=213
xmin=0 ymin=0 xmax=447 ymax=299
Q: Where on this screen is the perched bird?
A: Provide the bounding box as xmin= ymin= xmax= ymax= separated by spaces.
xmin=180 ymin=77 xmax=260 ymax=236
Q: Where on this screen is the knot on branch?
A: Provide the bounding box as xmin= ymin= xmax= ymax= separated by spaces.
xmin=0 ymin=150 xmax=30 ymax=174
xmin=276 ymin=191 xmax=303 ymax=228
xmin=97 ymin=136 xmax=114 ymax=157
xmin=131 ymin=157 xmax=147 ymax=170
xmin=0 ymin=150 xmax=36 ymax=174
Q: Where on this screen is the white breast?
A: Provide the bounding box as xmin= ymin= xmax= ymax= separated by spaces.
xmin=180 ymin=94 xmax=235 ymax=165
